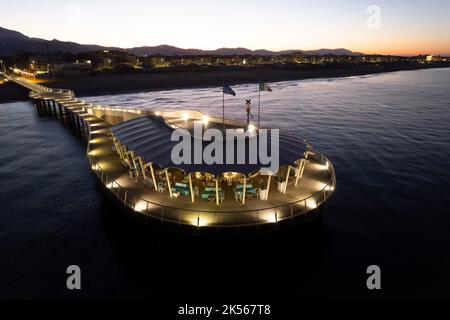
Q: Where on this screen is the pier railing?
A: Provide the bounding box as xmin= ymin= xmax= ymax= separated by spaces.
xmin=88 ymin=153 xmax=336 ymax=229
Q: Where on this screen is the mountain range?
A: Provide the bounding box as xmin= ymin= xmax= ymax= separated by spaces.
xmin=0 ymin=26 xmax=364 ymax=57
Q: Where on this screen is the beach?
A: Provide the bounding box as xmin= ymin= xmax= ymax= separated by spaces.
xmin=1 ymin=62 xmax=449 ymax=103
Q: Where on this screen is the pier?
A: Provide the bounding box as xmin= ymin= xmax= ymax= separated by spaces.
xmin=8 ymin=76 xmax=336 ymax=233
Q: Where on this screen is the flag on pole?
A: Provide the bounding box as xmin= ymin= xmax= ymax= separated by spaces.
xmin=223 ymin=84 xmax=236 ymax=96
xmin=259 ymin=82 xmax=272 ymax=92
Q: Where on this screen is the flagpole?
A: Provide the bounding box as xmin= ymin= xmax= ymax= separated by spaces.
xmin=258 ymin=86 xmax=261 ymax=130
xmin=222 ymin=87 xmax=225 ymax=133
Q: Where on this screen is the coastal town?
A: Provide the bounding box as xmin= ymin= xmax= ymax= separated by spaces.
xmin=2 ymin=49 xmax=449 ymax=79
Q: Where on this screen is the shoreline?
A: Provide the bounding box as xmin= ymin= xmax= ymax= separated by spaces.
xmin=1 ymin=63 xmax=449 ymax=103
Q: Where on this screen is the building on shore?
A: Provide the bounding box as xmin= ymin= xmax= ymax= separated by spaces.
xmin=4 ymin=49 xmax=448 ymax=78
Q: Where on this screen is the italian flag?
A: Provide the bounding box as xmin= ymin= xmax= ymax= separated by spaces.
xmin=259 ymin=82 xmax=272 ymax=92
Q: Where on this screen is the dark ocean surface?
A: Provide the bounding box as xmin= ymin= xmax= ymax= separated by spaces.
xmin=1 ymin=68 xmax=449 ymax=299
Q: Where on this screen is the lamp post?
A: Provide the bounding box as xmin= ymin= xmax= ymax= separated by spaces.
xmin=246 ymin=99 xmax=254 ymax=128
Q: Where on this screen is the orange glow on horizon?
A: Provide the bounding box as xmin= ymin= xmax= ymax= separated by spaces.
xmin=1 ymin=1 xmax=449 ymax=57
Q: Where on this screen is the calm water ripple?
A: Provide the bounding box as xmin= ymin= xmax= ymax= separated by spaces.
xmin=1 ymin=68 xmax=449 ymax=299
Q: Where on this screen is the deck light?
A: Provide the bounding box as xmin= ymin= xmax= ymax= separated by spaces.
xmin=89 ymin=123 xmax=104 ymax=127
xmin=193 ymin=215 xmax=209 ymax=227
xmin=89 ymin=138 xmax=101 ymax=144
xmin=134 ymin=200 xmax=148 ymax=212
xmin=248 ymin=124 xmax=256 ymax=133
xmin=202 ymin=115 xmax=209 ymax=125
xmin=183 ymin=113 xmax=189 ymax=121
xmin=261 ymin=211 xmax=277 ymax=223
xmin=319 ymin=163 xmax=329 ymax=170
xmin=106 ymin=182 xmax=116 ymax=189
xmin=306 ymin=198 xmax=318 ymax=209
xmin=88 ymin=149 xmax=101 ymax=156
xmin=90 ymin=129 xmax=106 ymax=134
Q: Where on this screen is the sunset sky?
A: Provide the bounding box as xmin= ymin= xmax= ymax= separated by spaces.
xmin=1 ymin=0 xmax=449 ymax=55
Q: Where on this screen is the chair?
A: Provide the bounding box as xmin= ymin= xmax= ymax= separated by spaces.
xmin=144 ymin=176 xmax=154 ymax=188
xmin=174 ymin=183 xmax=190 ymax=196
xmin=208 ymin=191 xmax=225 ymax=204
xmin=246 ymin=193 xmax=255 ymax=200
xmin=194 ymin=186 xmax=200 ymax=197
xmin=171 ymin=189 xmax=180 ymax=198
xmin=128 ymin=167 xmax=138 ymax=178
xmin=201 ymin=191 xmax=214 ymax=200
xmin=157 ymin=181 xmax=166 ymax=193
